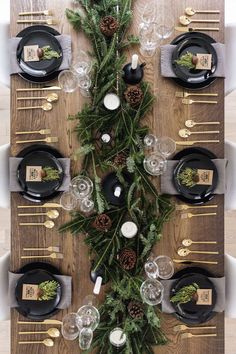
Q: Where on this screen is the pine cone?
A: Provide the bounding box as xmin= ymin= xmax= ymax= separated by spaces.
xmin=113 ymin=152 xmax=127 ymax=167
xmin=127 ymin=301 xmax=144 ymax=319
xmin=100 ymin=16 xmax=119 ymax=37
xmin=92 ymin=214 xmax=112 ymax=232
xmin=119 ymin=248 xmax=136 ymax=270
xmin=124 ymin=86 xmax=143 ymax=107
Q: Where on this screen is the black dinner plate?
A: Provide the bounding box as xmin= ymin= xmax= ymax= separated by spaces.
xmin=170 ymin=267 xmax=217 ymax=324
xmin=16 ymin=25 xmax=61 ymax=83
xmin=171 ymin=32 xmax=217 ymax=90
xmin=17 ymin=144 xmax=64 ymax=202
xmin=101 ymin=172 xmax=132 ymax=206
xmin=15 ymin=263 xmax=62 ymax=319
xmin=173 ymin=152 xmax=218 ymax=204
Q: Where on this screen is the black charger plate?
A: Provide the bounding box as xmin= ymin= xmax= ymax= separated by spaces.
xmin=16 ymin=25 xmax=61 ymax=83
xmin=170 ymin=267 xmax=217 ymax=324
xmin=173 ymin=151 xmax=218 ymax=204
xmin=17 ymin=144 xmax=64 ymax=203
xmin=15 ymin=262 xmax=62 ymax=319
xmin=171 ymin=32 xmax=217 ymax=90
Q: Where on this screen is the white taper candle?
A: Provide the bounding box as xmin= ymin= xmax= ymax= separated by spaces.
xmin=131 ymin=54 xmax=138 ymax=70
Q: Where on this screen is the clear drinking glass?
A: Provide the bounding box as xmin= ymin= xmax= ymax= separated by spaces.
xmin=79 ymin=328 xmax=93 ymax=350
xmin=139 ymin=22 xmax=160 ymax=57
xmin=141 ymin=3 xmax=157 ymax=25
xmin=157 ymin=137 xmax=176 ymax=158
xmin=71 ymin=176 xmax=94 ymax=200
xmin=143 ymin=134 xmax=158 ymax=149
xmin=72 ymin=50 xmax=92 ymax=76
xmin=77 ymin=304 xmax=100 ymax=331
xmin=155 ymin=0 xmax=174 ymax=40
xmin=79 ymin=198 xmax=95 ymax=213
xmin=154 ymin=255 xmax=174 ymax=280
xmin=58 ymin=70 xmax=79 ymax=93
xmin=143 ymin=152 xmax=167 ymax=176
xmin=60 ymin=190 xmax=78 ymax=211
xmin=78 ymin=74 xmax=92 ymax=97
xmin=144 ymin=259 xmax=159 ymax=279
xmin=62 ymin=313 xmax=80 ymax=341
xmin=140 ymin=279 xmax=164 ymax=306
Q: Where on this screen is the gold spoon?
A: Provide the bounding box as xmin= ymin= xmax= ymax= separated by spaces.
xmin=17 ymin=202 xmax=62 ymax=209
xmin=179 ymin=16 xmax=220 ymax=26
xmin=181 ymin=332 xmax=217 ymax=339
xmin=178 ymin=247 xmax=219 ymax=257
xmin=185 ymin=7 xmax=220 ymax=16
xmin=185 ymin=120 xmax=220 ymax=128
xmin=23 ymin=246 xmax=60 ymax=252
xmin=19 ymin=327 xmax=60 ymax=338
xmin=19 ymin=338 xmax=54 ymax=347
xmin=179 ymin=128 xmax=219 ymax=138
xmin=18 ymin=210 xmax=59 ymax=219
xmin=182 ymin=239 xmax=217 ymax=247
xmin=17 ymin=93 xmax=58 ymax=103
xmin=174 ymin=324 xmax=216 ymax=332
xmin=17 ymin=102 xmax=53 ymax=111
xmin=18 ymin=319 xmax=62 ymax=325
xmin=21 ymin=252 xmax=63 ymax=260
xmin=19 ymin=220 xmax=55 ymax=229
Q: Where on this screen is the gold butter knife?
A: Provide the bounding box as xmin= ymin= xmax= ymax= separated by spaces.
xmin=18 ymin=319 xmax=62 ymax=325
xmin=19 ymin=10 xmax=52 ymax=16
xmin=175 ymin=26 xmax=219 ymax=32
xmin=17 ymin=202 xmax=62 ymax=209
xmin=176 ymin=140 xmax=220 ymax=146
xmin=17 ymin=19 xmax=57 ymax=25
xmin=16 ymin=86 xmax=61 ymax=92
xmin=173 ymin=259 xmax=218 ymax=265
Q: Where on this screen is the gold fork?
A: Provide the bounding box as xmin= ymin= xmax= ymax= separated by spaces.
xmin=174 ymin=324 xmax=216 ymax=332
xmin=176 ymin=204 xmax=218 ymax=211
xmin=16 ymin=137 xmax=58 ymax=144
xmin=176 ymin=92 xmax=218 ymax=98
xmin=15 ymin=129 xmax=51 ymax=135
xmin=182 ymin=98 xmax=218 ymax=105
xmin=21 ymin=253 xmax=63 ymax=260
xmin=17 ymin=19 xmax=57 ymax=25
xmin=19 ymin=10 xmax=52 ymax=16
xmin=181 ymin=332 xmax=217 ymax=339
xmin=181 ymin=212 xmax=217 ymax=219
xmin=23 ymin=246 xmax=60 ymax=252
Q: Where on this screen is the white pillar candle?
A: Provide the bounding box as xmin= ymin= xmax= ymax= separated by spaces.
xmin=121 ymin=221 xmax=138 ymax=238
xmin=114 ymin=186 xmax=122 ymax=197
xmin=109 ymin=328 xmax=127 ymax=347
xmin=101 ymin=133 xmax=111 ymax=143
xmin=93 ymin=276 xmax=102 ymax=295
xmin=131 ymin=54 xmax=138 ymax=70
xmin=103 ymin=93 xmax=120 ymax=110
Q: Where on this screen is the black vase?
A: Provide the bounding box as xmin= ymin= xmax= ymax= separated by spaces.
xmin=123 ymin=62 xmax=146 ymax=85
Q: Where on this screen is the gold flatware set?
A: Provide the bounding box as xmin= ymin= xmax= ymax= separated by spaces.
xmin=177 ymin=8 xmax=220 ymax=33
xmin=23 ymin=246 xmax=60 ymax=252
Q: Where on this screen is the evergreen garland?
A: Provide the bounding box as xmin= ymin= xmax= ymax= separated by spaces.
xmin=60 ymin=0 xmax=174 ymax=352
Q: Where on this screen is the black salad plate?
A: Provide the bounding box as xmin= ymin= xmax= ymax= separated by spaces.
xmin=173 ymin=151 xmax=218 ymax=204
xmin=101 ymin=172 xmax=132 ymax=206
xmin=17 ymin=144 xmax=64 ymax=202
xmin=170 ymin=267 xmax=217 ymax=324
xmin=15 ymin=262 xmax=62 ymax=319
xmin=16 ymin=25 xmax=62 ymax=83
xmin=171 ymin=32 xmax=217 ymax=90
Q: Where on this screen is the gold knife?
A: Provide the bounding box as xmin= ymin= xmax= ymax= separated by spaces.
xmin=175 ymin=26 xmax=220 ymax=32
xmin=176 ymin=140 xmax=220 ymax=146
xmin=173 ymin=259 xmax=218 ymax=265
xmin=16 ymin=86 xmax=61 ymax=92
xmin=17 ymin=202 xmax=62 ymax=209
xmin=18 ymin=319 xmax=62 ymax=325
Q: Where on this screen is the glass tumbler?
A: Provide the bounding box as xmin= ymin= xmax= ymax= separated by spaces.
xmin=79 ymin=198 xmax=95 ymax=213
xmin=154 ymin=255 xmax=174 ymax=280
xmin=78 ymin=74 xmax=92 ymax=97
xmin=140 ymin=279 xmax=164 ymax=306
xmin=58 ymin=70 xmax=79 ymax=93
xmin=139 ymin=22 xmax=160 ymax=57
xmin=60 ymin=190 xmax=78 ymax=211
xmin=143 ymin=134 xmax=158 ymax=149
xmin=71 ymin=176 xmax=94 ymax=200
xmin=155 ymin=0 xmax=174 ymax=40
xmin=62 ymin=313 xmax=80 ymax=341
xmin=143 ymin=152 xmax=167 ymax=176
xmin=72 ymin=50 xmax=92 ymax=76
xmin=144 ymin=259 xmax=159 ymax=279
xmin=157 ymin=137 xmax=176 ymax=158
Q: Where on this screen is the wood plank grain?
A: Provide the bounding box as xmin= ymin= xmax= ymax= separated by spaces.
xmin=10 ymin=0 xmax=225 ymax=353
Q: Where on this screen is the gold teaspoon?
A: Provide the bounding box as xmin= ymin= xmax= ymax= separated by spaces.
xmin=19 ymin=220 xmax=55 ymax=229
xmin=19 ymin=338 xmax=54 ymax=347
xmin=19 ymin=328 xmax=60 ymax=338
xmin=18 ymin=210 xmax=59 ymax=219
xmin=182 ymin=239 xmax=217 ymax=247
xmin=185 ymin=120 xmax=220 ymax=128
xmin=178 ymin=247 xmax=219 ymax=257
xmin=17 ymin=93 xmax=58 ymax=103
xmin=179 ymin=129 xmax=219 ymax=138
xmin=17 ymin=102 xmax=53 ymax=111
xmin=179 ymin=16 xmax=220 ymax=26
xmin=185 ymin=7 xmax=220 ymax=16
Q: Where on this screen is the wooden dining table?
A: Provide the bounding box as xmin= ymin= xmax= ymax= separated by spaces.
xmin=10 ymin=0 xmax=225 ymax=353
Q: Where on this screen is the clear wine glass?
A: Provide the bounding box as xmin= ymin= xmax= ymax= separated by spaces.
xmin=77 ymin=304 xmax=100 ymax=331
xmin=156 ymin=137 xmax=176 ymax=158
xmin=79 ymin=198 xmax=95 ymax=213
xmin=79 ymin=328 xmax=93 ymax=350
xmin=144 ymin=259 xmax=159 ymax=279
xmin=72 ymin=50 xmax=92 ymax=76
xmin=78 ymin=74 xmax=92 ymax=97
xmin=71 ymin=176 xmax=94 ymax=200
xmin=140 ymin=3 xmax=157 ymax=26
xmin=155 ymin=0 xmax=174 ymax=40
xmin=143 ymin=152 xmax=167 ymax=176
xmin=140 ymin=278 xmax=164 ymax=306
xmin=139 ymin=22 xmax=160 ymax=57
xmin=58 ymin=70 xmax=79 ymax=93
xmin=143 ymin=134 xmax=158 ymax=149
xmin=61 ymin=313 xmax=80 ymax=341
xmin=154 ymin=255 xmax=174 ymax=280
xmin=60 ymin=190 xmax=78 ymax=211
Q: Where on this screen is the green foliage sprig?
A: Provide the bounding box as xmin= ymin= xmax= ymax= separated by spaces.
xmin=38 ymin=280 xmax=59 ymax=301
xmin=170 ymin=283 xmax=200 ymax=305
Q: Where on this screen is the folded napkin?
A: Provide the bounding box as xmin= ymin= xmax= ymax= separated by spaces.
xmin=9 ymin=34 xmax=71 ymax=74
xmin=160 ymin=159 xmax=226 ymax=195
xmin=161 ymin=276 xmax=225 ymax=313
xmin=8 ymin=271 xmax=72 ymax=309
xmin=9 ymin=157 xmax=71 ymax=192
xmin=161 ymin=43 xmax=225 ymax=78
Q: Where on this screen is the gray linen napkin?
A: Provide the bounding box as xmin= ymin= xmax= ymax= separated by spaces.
xmin=161 ymin=276 xmax=225 ymax=313
xmin=9 ymin=157 xmax=71 ymax=192
xmin=161 ymin=43 xmax=225 ymax=78
xmin=9 ymin=34 xmax=71 ymax=74
xmin=8 ymin=272 xmax=72 ymax=309
xmin=160 ymin=159 xmax=226 ymax=195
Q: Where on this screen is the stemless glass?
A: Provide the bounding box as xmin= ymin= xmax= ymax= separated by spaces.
xmin=62 ymin=313 xmax=80 ymax=341
xmin=72 ymin=50 xmax=92 ymax=76
xmin=140 ymin=279 xmax=164 ymax=306
xmin=139 ymin=22 xmax=160 ymax=57
xmin=71 ymin=176 xmax=94 ymax=200
xmin=78 ymin=74 xmax=92 ymax=97
xmin=155 ymin=0 xmax=174 ymax=40
xmin=154 ymin=255 xmax=174 ymax=280
xmin=79 ymin=328 xmax=93 ymax=350
xmin=144 ymin=259 xmax=159 ymax=279
xmin=79 ymin=198 xmax=95 ymax=213
xmin=60 ymin=190 xmax=78 ymax=211
xmin=58 ymin=70 xmax=79 ymax=93
xmin=143 ymin=152 xmax=167 ymax=176
xmin=143 ymin=134 xmax=158 ymax=149
xmin=157 ymin=137 xmax=176 ymax=158
xmin=77 ymin=304 xmax=100 ymax=331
